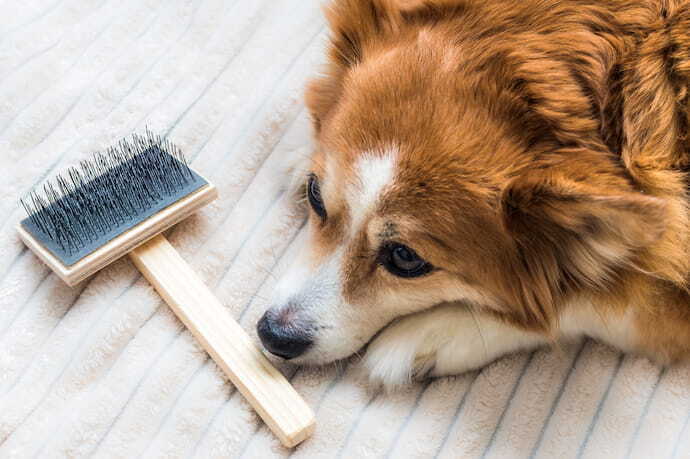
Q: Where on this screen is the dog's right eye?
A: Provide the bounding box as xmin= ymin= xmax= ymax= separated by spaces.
xmin=307 ymin=174 xmax=327 ymax=219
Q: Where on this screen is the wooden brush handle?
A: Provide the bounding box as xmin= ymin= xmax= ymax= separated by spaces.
xmin=129 ymin=234 xmax=315 ymax=448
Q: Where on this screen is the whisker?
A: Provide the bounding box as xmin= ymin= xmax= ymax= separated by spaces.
xmin=248 ymin=292 xmax=270 ymax=303
xmin=269 ymin=242 xmax=280 ymax=272
xmin=468 ymin=303 xmax=489 ymax=362
xmin=250 ymin=260 xmax=279 ymax=282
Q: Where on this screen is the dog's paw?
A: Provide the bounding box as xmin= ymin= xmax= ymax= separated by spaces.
xmin=362 ymin=303 xmax=498 ymax=387
xmin=363 ymin=311 xmax=447 ymax=388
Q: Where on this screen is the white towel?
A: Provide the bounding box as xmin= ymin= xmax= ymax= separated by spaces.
xmin=0 ymin=1 xmax=688 ymax=457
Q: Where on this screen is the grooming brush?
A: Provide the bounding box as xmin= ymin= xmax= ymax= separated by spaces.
xmin=17 ymin=132 xmax=315 ymax=448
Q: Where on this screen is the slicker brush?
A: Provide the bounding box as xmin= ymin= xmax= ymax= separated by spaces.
xmin=17 ymin=132 xmax=315 ymax=448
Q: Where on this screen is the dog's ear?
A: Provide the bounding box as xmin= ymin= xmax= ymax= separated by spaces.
xmin=324 ymin=0 xmax=401 ymax=68
xmin=306 ymin=0 xmax=401 ymax=131
xmin=498 ymin=173 xmax=667 ymax=329
xmin=508 ymin=50 xmax=617 ymax=153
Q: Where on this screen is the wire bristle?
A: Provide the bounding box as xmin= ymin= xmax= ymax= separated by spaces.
xmin=20 ymin=130 xmax=203 ymax=261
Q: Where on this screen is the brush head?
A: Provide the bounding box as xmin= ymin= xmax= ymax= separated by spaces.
xmin=18 ymin=131 xmax=218 ymax=286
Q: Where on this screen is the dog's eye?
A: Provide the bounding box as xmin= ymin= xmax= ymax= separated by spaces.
xmin=381 ymin=243 xmax=433 ymax=278
xmin=307 ymin=174 xmax=327 ymax=219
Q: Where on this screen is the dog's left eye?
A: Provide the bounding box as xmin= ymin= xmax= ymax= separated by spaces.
xmin=381 ymin=243 xmax=433 ymax=278
xmin=307 ymin=174 xmax=327 ymax=219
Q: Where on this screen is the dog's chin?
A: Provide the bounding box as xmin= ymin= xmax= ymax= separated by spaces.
xmin=289 ymin=347 xmax=355 ymax=366
xmin=282 ymin=318 xmax=413 ymax=366
xmin=264 ymin=338 xmax=369 ymax=367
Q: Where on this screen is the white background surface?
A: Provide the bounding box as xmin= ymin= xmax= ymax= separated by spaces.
xmin=1 ymin=1 xmax=689 ymax=457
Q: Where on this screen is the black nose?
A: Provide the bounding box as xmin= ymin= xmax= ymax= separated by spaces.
xmin=257 ymin=311 xmax=313 ymax=360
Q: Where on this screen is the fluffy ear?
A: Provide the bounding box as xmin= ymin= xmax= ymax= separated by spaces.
xmin=499 ymin=174 xmax=668 ymax=329
xmin=324 ymin=0 xmax=400 ymax=68
xmin=306 ymin=0 xmax=401 ymax=131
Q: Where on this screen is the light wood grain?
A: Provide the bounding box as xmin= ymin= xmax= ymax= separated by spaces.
xmin=17 ymin=184 xmax=218 ymax=286
xmin=129 ymin=234 xmax=315 ymax=448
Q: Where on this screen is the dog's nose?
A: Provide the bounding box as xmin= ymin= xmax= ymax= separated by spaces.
xmin=257 ymin=310 xmax=313 ymax=360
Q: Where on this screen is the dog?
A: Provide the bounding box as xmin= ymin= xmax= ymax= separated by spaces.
xmin=257 ymin=0 xmax=690 ymax=386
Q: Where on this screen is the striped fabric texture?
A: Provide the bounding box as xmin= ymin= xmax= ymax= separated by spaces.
xmin=0 ymin=1 xmax=689 ymax=457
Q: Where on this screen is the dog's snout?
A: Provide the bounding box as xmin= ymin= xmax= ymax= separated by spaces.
xmin=257 ymin=309 xmax=313 ymax=360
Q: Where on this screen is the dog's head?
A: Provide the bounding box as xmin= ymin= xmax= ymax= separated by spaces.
xmin=257 ymin=0 xmax=670 ymax=363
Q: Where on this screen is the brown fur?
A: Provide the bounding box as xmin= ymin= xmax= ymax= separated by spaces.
xmin=306 ymin=0 xmax=690 ymax=362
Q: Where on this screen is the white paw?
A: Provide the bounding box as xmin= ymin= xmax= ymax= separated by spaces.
xmin=363 ymin=310 xmax=449 ymax=387
xmin=362 ymin=303 xmax=499 ymax=387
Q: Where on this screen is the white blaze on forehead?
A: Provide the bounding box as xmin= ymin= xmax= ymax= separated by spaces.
xmin=347 ymin=150 xmax=397 ymax=233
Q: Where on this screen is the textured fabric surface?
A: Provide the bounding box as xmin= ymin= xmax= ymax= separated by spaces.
xmin=1 ymin=1 xmax=689 ymax=457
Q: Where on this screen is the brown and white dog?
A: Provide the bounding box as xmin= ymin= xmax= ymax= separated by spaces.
xmin=257 ymin=0 xmax=690 ymax=386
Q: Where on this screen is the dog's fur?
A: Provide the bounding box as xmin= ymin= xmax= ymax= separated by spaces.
xmin=259 ymin=0 xmax=690 ymax=386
